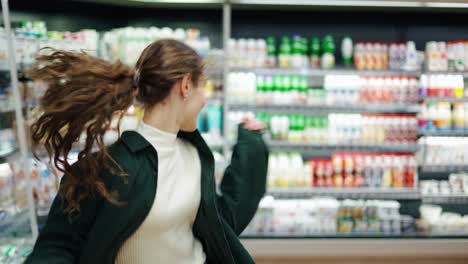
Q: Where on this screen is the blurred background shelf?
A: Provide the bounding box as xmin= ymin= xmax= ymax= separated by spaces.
xmin=230 ymin=67 xmax=421 ymax=77
xmin=422 ymin=195 xmax=468 ymax=204
xmin=267 ymin=187 xmax=421 ymax=200
xmin=229 ymin=103 xmax=421 ymax=114
xmin=266 ymin=140 xmax=419 ymax=155
xmin=419 ymin=131 xmax=468 ymax=137
xmin=420 ymin=165 xmax=468 ymax=173
xmin=0 ymin=147 xmax=18 ymax=159
xmin=423 ymin=97 xmax=468 ymax=103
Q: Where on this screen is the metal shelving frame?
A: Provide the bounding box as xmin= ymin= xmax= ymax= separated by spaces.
xmin=1 ymin=0 xmax=38 ymax=239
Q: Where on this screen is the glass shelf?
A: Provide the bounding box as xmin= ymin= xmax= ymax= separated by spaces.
xmin=266 ymin=140 xmax=419 ymax=155
xmin=267 ymin=187 xmax=421 ymax=200
xmin=229 ymin=67 xmax=421 ymax=77
xmin=229 ymin=103 xmax=421 ymax=114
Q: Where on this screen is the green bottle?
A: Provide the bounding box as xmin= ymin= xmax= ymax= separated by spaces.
xmin=321 ymin=35 xmax=336 ymax=69
xmin=341 ymin=35 xmax=353 ymax=67
xmin=310 ymin=37 xmax=321 ymax=68
xmin=279 ymin=36 xmax=291 ymax=68
xmin=256 ymin=75 xmax=265 ymax=104
xmin=299 ymin=76 xmax=308 ymax=104
xmin=301 ymin=38 xmax=308 ymax=67
xmin=297 ymin=115 xmax=306 ymax=141
xmin=282 ymin=75 xmax=292 ymax=104
xmin=264 ymin=75 xmax=274 ymax=104
xmin=266 ymin=36 xmax=277 ymax=67
xmin=274 ymin=75 xmax=283 ymax=105
xmin=292 ymin=35 xmax=303 ymax=68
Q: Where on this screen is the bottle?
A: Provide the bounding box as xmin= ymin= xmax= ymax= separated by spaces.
xmin=266 ymin=36 xmax=277 ymax=67
xmin=341 ymin=36 xmax=353 ymax=67
xmin=310 ymin=37 xmax=321 ymax=68
xmin=438 ymin=42 xmax=448 ymax=71
xmin=256 ymin=75 xmax=265 ymax=104
xmin=279 ymin=36 xmax=291 ymax=68
xmin=299 ymin=76 xmax=308 ymax=104
xmin=291 ymin=35 xmax=303 ymax=68
xmin=301 ymin=38 xmax=308 ymax=67
xmin=256 ymin=39 xmax=267 ymax=67
xmin=454 ymin=75 xmax=464 ymax=99
xmin=273 ymin=75 xmax=283 ymax=105
xmin=264 ymin=75 xmax=274 ymax=104
xmin=455 ymin=41 xmax=465 ymax=71
xmin=283 ymin=75 xmax=292 ymax=104
xmin=321 ymin=35 xmax=335 ymax=69
xmin=297 ymin=115 xmax=306 ymax=142
xmin=404 ymin=41 xmax=418 ymax=71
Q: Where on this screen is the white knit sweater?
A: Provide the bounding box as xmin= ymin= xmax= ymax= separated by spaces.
xmin=115 ymin=122 xmax=206 ymax=264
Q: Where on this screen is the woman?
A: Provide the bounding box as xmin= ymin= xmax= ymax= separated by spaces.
xmin=25 ymin=39 xmax=268 ymax=264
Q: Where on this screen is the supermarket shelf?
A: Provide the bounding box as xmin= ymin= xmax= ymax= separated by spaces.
xmin=0 ymin=147 xmax=17 ymax=159
xmin=424 ymin=71 xmax=468 ymax=78
xmin=228 ymin=103 xmax=421 ymax=114
xmin=422 ymin=194 xmax=468 ymax=204
xmin=419 ymin=130 xmax=468 ymax=137
xmin=229 ymin=67 xmax=421 ymax=77
xmin=266 ymin=140 xmax=419 ymax=154
xmin=241 ymin=238 xmax=468 ymax=257
xmin=423 ymin=97 xmax=468 ymax=103
xmin=267 ymin=187 xmax=421 ymax=200
xmin=420 ymin=165 xmax=468 ymax=173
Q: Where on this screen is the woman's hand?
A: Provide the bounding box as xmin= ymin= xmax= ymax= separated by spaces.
xmin=241 ymin=116 xmax=266 ymax=132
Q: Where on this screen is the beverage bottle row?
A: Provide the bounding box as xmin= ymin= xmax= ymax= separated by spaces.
xmin=243 ymin=197 xmax=405 ymax=236
xmin=423 ymin=137 xmax=468 ymax=166
xmin=354 ymin=42 xmax=418 ymax=71
xmin=421 ymin=175 xmax=468 ymax=196
xmin=227 ymin=72 xmax=310 ymax=105
xmin=311 ymin=153 xmax=416 ymax=189
xmin=425 ymin=41 xmax=468 ymax=72
xmin=228 ymin=35 xmax=338 ymax=69
xmin=0 ymin=22 xmax=98 ymax=68
xmin=267 ymin=114 xmax=329 ymax=143
xmin=325 ymin=75 xmax=419 ymax=105
xmin=228 ymin=72 xmax=421 ymax=106
xmin=419 ymin=74 xmax=465 ymax=98
xmin=419 ymin=102 xmax=468 ymax=132
xmin=328 ymin=114 xmax=418 ymax=145
xmin=337 ymin=199 xmax=401 ymax=235
xmin=267 ymin=151 xmax=416 ymax=189
xmin=102 ymin=26 xmax=210 ymax=65
xmin=227 ymin=38 xmax=267 ymax=68
xmin=264 ymin=113 xmax=418 ymax=145
xmin=447 ymin=41 xmax=468 ymax=72
xmin=256 ymin=75 xmax=309 ymax=105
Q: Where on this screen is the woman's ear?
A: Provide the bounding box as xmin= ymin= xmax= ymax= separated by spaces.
xmin=180 ymin=74 xmax=193 ymax=99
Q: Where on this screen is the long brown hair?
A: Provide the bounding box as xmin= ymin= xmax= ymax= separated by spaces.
xmin=29 ymin=39 xmax=203 ymax=216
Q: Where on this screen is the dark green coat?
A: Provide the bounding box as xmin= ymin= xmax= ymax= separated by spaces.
xmin=25 ymin=126 xmax=268 ymax=264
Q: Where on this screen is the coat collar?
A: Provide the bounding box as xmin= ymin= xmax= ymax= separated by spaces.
xmin=120 ymin=129 xmax=212 ymax=156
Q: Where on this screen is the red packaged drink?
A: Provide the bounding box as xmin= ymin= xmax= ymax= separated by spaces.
xmin=382 ymin=77 xmax=393 ymax=104
xmin=365 ymin=42 xmax=375 ymax=70
xmin=403 ymin=155 xmax=417 ymax=187
xmin=308 ymin=160 xmax=316 ymax=187
xmin=354 ymin=154 xmax=365 ymax=187
xmin=354 ymin=42 xmax=366 ymax=70
xmin=325 ymin=160 xmax=335 ymax=187
xmin=315 ymin=159 xmax=325 ymax=187
xmin=392 ymin=155 xmax=404 ymax=188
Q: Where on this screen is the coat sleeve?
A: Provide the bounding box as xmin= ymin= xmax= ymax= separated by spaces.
xmin=216 ymin=125 xmax=269 ymax=235
xmin=25 ymin=164 xmax=101 ymax=264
